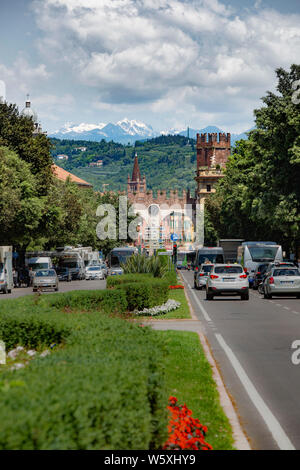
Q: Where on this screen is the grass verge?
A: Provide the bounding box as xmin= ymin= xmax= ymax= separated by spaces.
xmin=157 ymin=330 xmax=235 ymax=450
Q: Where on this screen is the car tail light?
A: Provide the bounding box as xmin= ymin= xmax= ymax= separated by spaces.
xmin=256 ymin=272 xmax=261 ymax=275
xmin=269 ymin=277 xmax=274 ymax=284
xmin=210 ymin=274 xmax=219 ymax=279
xmin=199 ymin=273 xmax=205 ymax=276
xmin=240 ymin=274 xmax=247 ymax=278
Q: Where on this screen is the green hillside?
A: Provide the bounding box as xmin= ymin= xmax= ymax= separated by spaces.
xmin=50 ymin=136 xmax=197 ymax=194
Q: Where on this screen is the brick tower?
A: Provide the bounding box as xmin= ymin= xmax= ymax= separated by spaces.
xmin=195 ymin=132 xmax=231 ymax=202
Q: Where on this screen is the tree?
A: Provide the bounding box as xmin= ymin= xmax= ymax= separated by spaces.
xmin=0 ymin=102 xmax=53 ymax=195
xmin=0 ymin=146 xmax=44 ymax=252
xmin=206 ymin=64 xmax=300 ymax=256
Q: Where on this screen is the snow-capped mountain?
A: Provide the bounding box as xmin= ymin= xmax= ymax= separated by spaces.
xmin=50 ymin=119 xmax=251 ymax=146
xmin=117 ymin=118 xmax=154 ymax=137
xmin=50 ymin=118 xmax=156 ymax=144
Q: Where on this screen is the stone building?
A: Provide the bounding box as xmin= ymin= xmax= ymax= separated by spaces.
xmin=127 ymin=153 xmax=197 ymax=250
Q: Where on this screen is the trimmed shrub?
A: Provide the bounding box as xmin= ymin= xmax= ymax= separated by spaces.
xmin=0 ymin=300 xmax=168 ymax=449
xmin=106 ymin=273 xmax=153 ymax=288
xmin=43 ymin=289 xmax=128 ymax=313
xmin=111 ymin=278 xmax=169 ymax=311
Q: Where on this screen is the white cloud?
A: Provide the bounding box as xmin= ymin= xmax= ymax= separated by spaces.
xmin=29 ymin=0 xmax=300 ymax=130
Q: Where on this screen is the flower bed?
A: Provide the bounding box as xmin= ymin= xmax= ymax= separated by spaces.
xmin=134 ymin=299 xmax=181 ymax=316
xmin=169 ymin=285 xmax=184 ymax=289
xmin=163 ymin=396 xmax=213 ymax=450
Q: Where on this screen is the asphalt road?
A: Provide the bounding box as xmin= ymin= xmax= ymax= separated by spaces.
xmin=181 ymin=270 xmax=300 ymax=450
xmin=0 ymin=279 xmax=107 ymax=300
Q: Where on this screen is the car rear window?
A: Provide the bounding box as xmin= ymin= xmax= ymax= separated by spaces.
xmin=215 ymin=266 xmax=243 ymax=274
xmin=201 ymin=265 xmax=213 ymax=273
xmin=36 ymin=270 xmax=56 ymax=277
xmin=273 ymin=269 xmax=299 ymax=277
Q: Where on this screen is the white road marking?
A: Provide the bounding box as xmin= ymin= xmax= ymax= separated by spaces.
xmin=215 ymin=333 xmax=295 ymax=450
xmin=186 ymin=282 xmax=212 ymax=323
xmin=284 ymin=307 xmax=290 ymax=311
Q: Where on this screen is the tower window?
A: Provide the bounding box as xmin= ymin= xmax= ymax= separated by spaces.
xmin=206 ymin=185 xmax=211 ymax=192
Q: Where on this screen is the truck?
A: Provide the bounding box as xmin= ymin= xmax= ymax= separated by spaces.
xmin=217 ymin=239 xmax=245 ymax=263
xmin=58 ymin=251 xmax=85 ymax=280
xmin=0 ymin=246 xmax=13 ymax=294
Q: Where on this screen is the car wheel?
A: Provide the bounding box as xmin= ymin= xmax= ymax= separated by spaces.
xmin=241 ymin=293 xmax=249 ymax=300
xmin=264 ymin=292 xmax=271 ymax=299
xmin=206 ymin=291 xmax=213 ymax=300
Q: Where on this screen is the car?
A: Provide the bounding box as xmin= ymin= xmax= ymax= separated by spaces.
xmin=206 ymin=264 xmax=249 ymax=300
xmin=194 ymin=264 xmax=214 ymax=290
xmin=252 ymin=263 xmax=269 ymax=290
xmin=261 ymin=267 xmax=300 ymax=299
xmin=109 ymin=267 xmax=124 ymax=276
xmin=100 ymin=263 xmax=108 ymax=278
xmin=85 ymin=266 xmax=105 ymax=280
xmin=55 ymin=267 xmax=72 ymax=282
xmin=32 ymin=269 xmax=59 ymax=292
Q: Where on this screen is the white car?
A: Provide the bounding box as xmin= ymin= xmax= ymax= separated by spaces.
xmin=206 ymin=264 xmax=249 ymax=300
xmin=85 ymin=266 xmax=105 ymax=280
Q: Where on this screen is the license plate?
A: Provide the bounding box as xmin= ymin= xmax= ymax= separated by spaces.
xmin=223 ymin=278 xmax=234 ymax=282
xmin=280 ymin=281 xmax=294 ymax=284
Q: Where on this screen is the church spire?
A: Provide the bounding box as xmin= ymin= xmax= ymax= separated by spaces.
xmin=132 ymin=152 xmax=141 ymax=181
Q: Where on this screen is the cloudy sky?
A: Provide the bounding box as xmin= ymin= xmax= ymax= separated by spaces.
xmin=1 ymin=0 xmax=300 ymax=133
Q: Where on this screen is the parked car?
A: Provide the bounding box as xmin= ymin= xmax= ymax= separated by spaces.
xmin=206 ymin=264 xmax=249 ymax=300
xmin=100 ymin=263 xmax=108 ymax=278
xmin=252 ymin=263 xmax=269 ymax=290
xmin=85 ymin=266 xmax=105 ymax=280
xmin=194 ymin=264 xmax=214 ymax=290
xmin=55 ymin=267 xmax=72 ymax=282
xmin=32 ymin=269 xmax=59 ymax=292
xmin=261 ymin=267 xmax=300 ymax=299
xmin=108 ymin=267 xmax=124 ymax=276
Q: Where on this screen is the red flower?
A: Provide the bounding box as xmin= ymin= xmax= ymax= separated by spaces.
xmin=163 ymin=396 xmax=213 ymax=451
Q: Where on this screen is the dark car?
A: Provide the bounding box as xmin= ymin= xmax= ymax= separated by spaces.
xmin=55 ymin=267 xmax=72 ymax=282
xmin=253 ymin=263 xmax=269 ymax=290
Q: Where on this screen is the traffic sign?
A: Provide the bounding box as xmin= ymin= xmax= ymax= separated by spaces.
xmin=170 ymin=233 xmax=178 ymax=241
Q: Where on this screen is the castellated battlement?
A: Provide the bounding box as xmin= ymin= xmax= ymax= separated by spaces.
xmin=197 ymin=132 xmax=231 ymax=146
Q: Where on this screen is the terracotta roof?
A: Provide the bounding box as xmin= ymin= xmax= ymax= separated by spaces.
xmin=131 ymin=153 xmax=141 ymax=181
xmin=52 ymin=164 xmax=93 ymax=187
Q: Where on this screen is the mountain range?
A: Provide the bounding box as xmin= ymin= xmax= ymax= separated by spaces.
xmin=49 ymin=119 xmax=251 ymax=146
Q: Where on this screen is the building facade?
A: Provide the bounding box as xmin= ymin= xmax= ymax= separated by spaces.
xmin=127 ymin=153 xmax=197 ymax=251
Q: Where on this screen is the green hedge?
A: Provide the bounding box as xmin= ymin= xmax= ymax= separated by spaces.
xmin=43 ymin=289 xmax=128 ymax=313
xmin=107 ymin=275 xmax=170 ymax=311
xmin=0 ymin=295 xmax=168 ymax=450
xmin=106 ymin=273 xmax=154 ymax=288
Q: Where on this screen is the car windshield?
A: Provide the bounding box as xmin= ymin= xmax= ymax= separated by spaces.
xmin=61 ymin=261 xmax=78 ymax=268
xmin=215 ymin=266 xmax=243 ymax=274
xmin=87 ymin=267 xmax=101 ymax=271
xmin=56 ymin=267 xmax=68 ymax=273
xmin=197 ymin=254 xmax=224 ymax=265
xmin=35 ymin=270 xmax=56 ymax=277
xmin=29 ymin=262 xmax=49 ymax=271
xmin=273 ymin=269 xmax=299 ymax=277
xmin=201 ymin=265 xmax=213 ymax=273
xmin=248 ymin=246 xmax=278 ymax=262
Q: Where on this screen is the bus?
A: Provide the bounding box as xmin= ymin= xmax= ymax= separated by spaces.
xmin=176 ymin=251 xmax=196 ymax=270
xmin=237 ymin=242 xmax=283 ymax=284
xmin=108 ymin=246 xmax=138 ymax=269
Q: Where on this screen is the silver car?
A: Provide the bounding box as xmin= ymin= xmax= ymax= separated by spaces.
xmin=262 ymin=267 xmax=300 ymax=299
xmin=33 ymin=269 xmax=59 ymax=292
xmin=85 ymin=266 xmax=105 ymax=280
xmin=206 ymin=264 xmax=249 ymax=300
xmin=195 ymin=264 xmax=214 ymax=290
